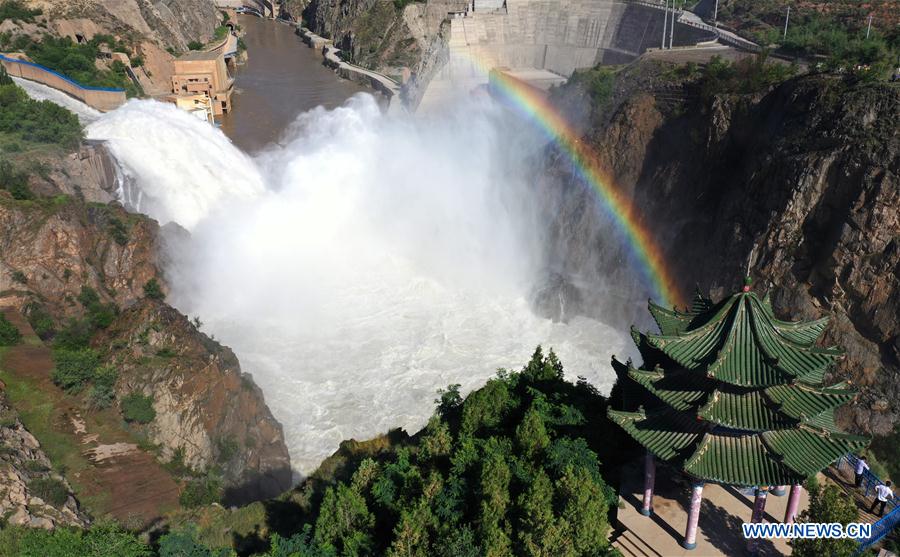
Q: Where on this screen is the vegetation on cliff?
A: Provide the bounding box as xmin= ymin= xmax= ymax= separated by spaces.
xmin=714 ymin=0 xmax=899 ymax=76
xmin=153 ymin=348 xmax=624 ymax=556
xmin=0 ymin=33 xmax=138 ymax=95
xmin=0 ymin=66 xmax=82 ymax=150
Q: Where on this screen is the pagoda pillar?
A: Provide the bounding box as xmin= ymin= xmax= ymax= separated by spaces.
xmin=771 ymin=485 xmax=786 ymax=496
xmin=784 ymin=484 xmax=802 ymax=524
xmin=746 ymin=486 xmax=769 ymax=554
xmin=682 ymin=481 xmax=704 ymax=550
xmin=641 ymin=451 xmax=655 ymax=516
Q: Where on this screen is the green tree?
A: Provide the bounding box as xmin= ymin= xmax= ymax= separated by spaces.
xmin=159 ymin=526 xmax=231 ymax=557
xmin=0 ymin=313 xmax=21 ymax=345
xmin=557 ymin=465 xmax=611 ymax=555
xmin=314 ymin=484 xmax=375 ymax=556
xmin=478 ymin=440 xmax=513 ymax=557
xmin=791 ymin=484 xmax=860 ymax=557
xmin=143 ymin=278 xmax=164 ymax=300
xmin=121 ymin=392 xmax=155 ymax=424
xmin=51 ymin=348 xmax=100 ymax=393
xmin=516 ymin=470 xmax=572 ymax=557
xmin=515 ymin=408 xmax=550 ymax=459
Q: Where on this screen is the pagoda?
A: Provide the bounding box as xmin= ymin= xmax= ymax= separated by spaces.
xmin=608 ymin=278 xmax=868 ymax=551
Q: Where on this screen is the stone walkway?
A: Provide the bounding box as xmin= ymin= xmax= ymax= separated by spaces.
xmin=612 ymin=457 xmax=809 ymax=556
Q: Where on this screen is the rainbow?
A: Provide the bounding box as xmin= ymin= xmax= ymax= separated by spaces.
xmin=481 ymin=67 xmax=684 ymax=308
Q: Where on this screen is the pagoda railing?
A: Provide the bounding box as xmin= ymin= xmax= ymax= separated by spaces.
xmin=835 ymin=453 xmax=899 ymax=554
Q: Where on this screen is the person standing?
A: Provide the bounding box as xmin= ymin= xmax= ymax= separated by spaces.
xmin=855 ymin=456 xmax=870 ymax=487
xmin=870 ymin=481 xmax=894 ymax=517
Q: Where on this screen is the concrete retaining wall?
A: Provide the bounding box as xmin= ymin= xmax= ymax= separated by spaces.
xmin=0 ymin=54 xmax=126 ymax=112
xmin=298 ymin=28 xmax=404 ymax=113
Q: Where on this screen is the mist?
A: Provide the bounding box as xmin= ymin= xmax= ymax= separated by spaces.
xmin=87 ymin=93 xmax=636 ymax=474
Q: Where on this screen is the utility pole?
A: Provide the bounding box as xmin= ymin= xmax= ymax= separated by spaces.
xmin=713 ymin=0 xmax=719 ymax=27
xmin=866 ymin=14 xmax=873 ymax=39
xmin=662 ymin=0 xmax=669 ymax=49
xmin=669 ymin=0 xmax=676 ymax=50
xmin=783 ymin=6 xmax=790 ymax=41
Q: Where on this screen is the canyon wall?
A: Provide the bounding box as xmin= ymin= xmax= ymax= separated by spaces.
xmin=543 ymin=67 xmax=899 ymax=437
xmin=0 ymin=194 xmax=291 ymax=502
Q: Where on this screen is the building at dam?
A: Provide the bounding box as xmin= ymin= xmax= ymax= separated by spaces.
xmin=170 ymin=49 xmax=234 ymax=119
xmin=417 ymin=0 xmax=716 ymax=111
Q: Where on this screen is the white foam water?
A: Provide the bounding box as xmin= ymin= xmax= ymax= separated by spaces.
xmin=87 ymin=94 xmax=633 ymax=475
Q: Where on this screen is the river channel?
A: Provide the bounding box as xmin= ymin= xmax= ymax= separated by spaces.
xmin=219 ymin=15 xmax=370 ymax=153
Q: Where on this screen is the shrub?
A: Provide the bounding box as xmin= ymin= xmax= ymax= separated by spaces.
xmin=88 ymin=365 xmax=118 ymax=409
xmin=0 ymin=80 xmax=82 ymax=148
xmin=53 ymin=318 xmax=93 ymax=350
xmin=0 ymin=313 xmax=21 ymax=345
xmin=0 ymin=0 xmax=41 ymax=23
xmin=143 ymin=278 xmax=164 ymax=300
xmin=10 ymin=270 xmax=27 ymax=284
xmin=179 ymin=474 xmax=222 ymax=508
xmin=121 ymin=392 xmax=155 ymax=424
xmin=216 ymin=435 xmax=239 ymax=462
xmin=51 ymin=348 xmax=100 ymax=393
xmin=78 ymin=286 xmax=117 ymax=329
xmin=27 ymin=477 xmax=68 ymax=506
xmin=187 ymin=40 xmax=203 ymax=51
xmin=108 ymin=216 xmax=128 ymax=245
xmin=24 ymin=302 xmax=54 ymax=340
xmin=0 ymin=158 xmax=33 ymax=200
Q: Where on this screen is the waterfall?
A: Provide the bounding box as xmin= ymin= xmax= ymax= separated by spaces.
xmin=87 ymin=93 xmax=633 ymax=474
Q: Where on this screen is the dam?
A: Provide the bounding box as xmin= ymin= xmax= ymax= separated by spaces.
xmin=417 ymin=0 xmax=715 ymax=110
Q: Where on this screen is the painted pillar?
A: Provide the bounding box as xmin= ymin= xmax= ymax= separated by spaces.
xmin=784 ymin=484 xmax=802 ymax=524
xmin=641 ymin=451 xmax=656 ymax=516
xmin=771 ymin=485 xmax=787 ymax=496
xmin=682 ymin=481 xmax=704 ymax=550
xmin=746 ymin=486 xmax=769 ymax=554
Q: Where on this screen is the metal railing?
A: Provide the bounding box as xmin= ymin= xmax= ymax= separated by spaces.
xmin=836 ymin=454 xmax=899 ymax=554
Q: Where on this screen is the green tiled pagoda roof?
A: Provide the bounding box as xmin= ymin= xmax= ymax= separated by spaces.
xmin=683 ymin=432 xmax=802 ymax=486
xmin=764 ymin=383 xmax=856 ymax=422
xmin=696 ymin=389 xmax=795 ymax=432
xmin=627 ymin=367 xmax=712 ymax=411
xmin=608 ymin=407 xmax=866 ymax=486
xmin=607 ymin=408 xmax=705 ymax=461
xmin=648 ymin=290 xmax=715 ymax=336
xmin=644 ymin=292 xmax=841 ymax=387
xmin=625 ymin=363 xmax=853 ymax=431
xmin=762 ymin=426 xmax=869 ymax=477
xmin=608 ymin=283 xmax=868 ymax=487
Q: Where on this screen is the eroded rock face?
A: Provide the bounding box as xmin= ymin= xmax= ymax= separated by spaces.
xmin=0 ymin=193 xmax=292 ymax=503
xmin=0 ymin=389 xmax=88 ymax=528
xmin=544 ymin=72 xmax=899 ymax=435
xmin=0 ymin=197 xmax=158 ymax=319
xmin=95 ymin=301 xmax=292 ymax=504
xmin=24 ymin=0 xmax=220 ymax=94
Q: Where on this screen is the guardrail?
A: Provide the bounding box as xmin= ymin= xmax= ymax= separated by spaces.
xmin=0 ymin=53 xmax=126 ymax=111
xmin=620 ymin=0 xmax=762 ymax=53
xmin=836 ymin=454 xmax=899 ymax=554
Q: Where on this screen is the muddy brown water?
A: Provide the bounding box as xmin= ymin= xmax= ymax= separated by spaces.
xmin=219 ymin=16 xmax=371 ymax=153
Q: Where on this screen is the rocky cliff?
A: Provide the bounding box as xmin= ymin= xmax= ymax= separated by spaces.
xmin=0 ymin=191 xmax=291 ymax=503
xmin=23 ymin=0 xmax=222 ymax=94
xmin=542 ymin=65 xmax=899 ymax=438
xmin=302 ymin=0 xmax=462 ymax=79
xmin=0 ymin=388 xmax=88 ymax=529
xmin=95 ymin=300 xmax=291 ymax=504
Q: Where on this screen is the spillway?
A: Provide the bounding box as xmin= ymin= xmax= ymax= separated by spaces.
xmin=87 ymin=91 xmax=637 ymax=474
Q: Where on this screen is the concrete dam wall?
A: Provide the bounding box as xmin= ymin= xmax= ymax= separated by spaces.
xmin=417 ymin=0 xmax=714 ymax=111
